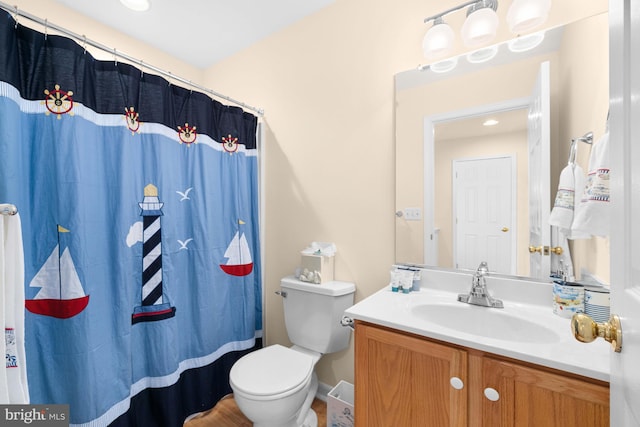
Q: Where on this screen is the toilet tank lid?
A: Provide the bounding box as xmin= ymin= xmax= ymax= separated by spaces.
xmin=281 ymin=276 xmax=355 ymax=296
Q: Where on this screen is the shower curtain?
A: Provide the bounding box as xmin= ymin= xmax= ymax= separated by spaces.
xmin=0 ymin=9 xmax=262 ymax=426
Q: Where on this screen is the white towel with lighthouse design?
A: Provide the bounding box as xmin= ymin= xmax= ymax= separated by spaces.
xmin=0 ymin=212 xmax=29 ymax=403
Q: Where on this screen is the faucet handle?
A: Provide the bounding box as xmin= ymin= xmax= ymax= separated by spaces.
xmin=476 ymin=261 xmax=489 ymax=275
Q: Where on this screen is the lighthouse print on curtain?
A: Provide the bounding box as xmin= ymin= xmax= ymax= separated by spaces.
xmin=0 ymin=9 xmax=262 ymax=427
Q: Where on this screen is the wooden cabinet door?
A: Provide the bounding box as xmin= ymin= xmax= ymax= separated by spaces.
xmin=355 ymin=322 xmax=467 ymax=427
xmin=480 ymin=357 xmax=609 ymax=427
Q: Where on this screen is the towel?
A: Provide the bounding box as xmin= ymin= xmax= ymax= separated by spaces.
xmin=549 ymin=162 xmax=590 ymax=239
xmin=573 ymin=131 xmax=610 ymax=237
xmin=0 ymin=213 xmax=29 ymax=403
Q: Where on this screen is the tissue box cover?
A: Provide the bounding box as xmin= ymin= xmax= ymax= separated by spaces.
xmin=327 ymin=380 xmax=354 ymax=427
xmin=301 ymin=253 xmax=334 ymax=283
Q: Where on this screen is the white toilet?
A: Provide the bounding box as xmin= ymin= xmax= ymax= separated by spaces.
xmin=229 ymin=276 xmax=356 ymax=427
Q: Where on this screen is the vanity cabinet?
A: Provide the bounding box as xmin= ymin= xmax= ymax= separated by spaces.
xmin=354 ymin=321 xmax=609 ymax=427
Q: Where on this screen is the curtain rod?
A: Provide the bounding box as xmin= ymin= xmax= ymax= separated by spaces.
xmin=0 ymin=2 xmax=264 ymax=116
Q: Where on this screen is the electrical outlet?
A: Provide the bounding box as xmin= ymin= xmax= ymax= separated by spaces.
xmin=403 ymin=207 xmax=422 ymax=221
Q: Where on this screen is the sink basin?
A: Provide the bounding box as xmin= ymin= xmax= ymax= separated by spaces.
xmin=411 ymin=303 xmax=561 ymax=343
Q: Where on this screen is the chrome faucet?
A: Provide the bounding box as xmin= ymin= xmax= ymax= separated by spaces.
xmin=457 ymin=262 xmax=504 ymax=308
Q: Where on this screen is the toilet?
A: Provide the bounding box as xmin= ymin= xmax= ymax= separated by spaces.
xmin=229 ymin=276 xmax=356 ymax=427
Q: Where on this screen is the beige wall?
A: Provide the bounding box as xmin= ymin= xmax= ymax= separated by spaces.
xmin=203 ymin=0 xmax=607 ymax=387
xmin=7 ymin=0 xmax=608 ymax=388
xmin=556 ymin=13 xmax=610 ymax=283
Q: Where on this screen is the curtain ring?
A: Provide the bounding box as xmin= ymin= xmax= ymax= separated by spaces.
xmin=13 ymin=6 xmax=19 ymax=29
xmin=114 ymin=48 xmax=118 ymax=66
xmin=44 ymin=18 xmax=48 ymax=40
xmin=140 ymin=59 xmax=144 ymax=77
xmin=82 ymin=35 xmax=87 ymax=54
xmin=167 ymin=71 xmax=172 ymax=86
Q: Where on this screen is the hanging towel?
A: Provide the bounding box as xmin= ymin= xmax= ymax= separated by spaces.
xmin=573 ymin=131 xmax=610 ymax=237
xmin=0 ymin=213 xmax=29 ymax=403
xmin=549 ymin=162 xmax=590 ymax=239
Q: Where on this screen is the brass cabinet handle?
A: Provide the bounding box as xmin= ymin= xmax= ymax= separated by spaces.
xmin=571 ymin=313 xmax=622 ymax=353
xmin=550 ymin=246 xmax=563 ymax=255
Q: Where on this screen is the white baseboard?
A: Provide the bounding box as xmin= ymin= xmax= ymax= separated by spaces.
xmin=316 ymin=381 xmax=331 ymax=402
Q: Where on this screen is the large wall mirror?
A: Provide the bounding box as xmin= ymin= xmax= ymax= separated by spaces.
xmin=395 ymin=11 xmax=610 ymax=284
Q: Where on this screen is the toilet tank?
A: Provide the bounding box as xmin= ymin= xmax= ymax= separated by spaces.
xmin=280 ymin=276 xmax=356 ymax=354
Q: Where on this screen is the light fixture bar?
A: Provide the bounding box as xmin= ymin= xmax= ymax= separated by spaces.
xmin=424 ymin=0 xmax=484 ymax=23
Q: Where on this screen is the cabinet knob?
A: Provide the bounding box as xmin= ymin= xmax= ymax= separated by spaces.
xmin=484 ymin=387 xmax=500 ymax=401
xmin=449 ymin=377 xmax=464 ymax=390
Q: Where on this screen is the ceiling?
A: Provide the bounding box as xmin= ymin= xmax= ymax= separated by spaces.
xmin=51 ymin=0 xmax=335 ymax=69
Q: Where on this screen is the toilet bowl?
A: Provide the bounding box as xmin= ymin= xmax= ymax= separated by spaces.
xmin=230 ymin=344 xmax=319 ymax=427
xmin=229 ymin=277 xmax=356 ymax=427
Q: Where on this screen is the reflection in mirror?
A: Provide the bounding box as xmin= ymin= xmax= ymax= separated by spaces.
xmin=395 ymin=12 xmax=610 ymax=284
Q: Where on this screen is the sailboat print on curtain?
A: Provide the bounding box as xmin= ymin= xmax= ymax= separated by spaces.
xmin=25 ymin=225 xmax=90 ymax=319
xmin=220 ymin=220 xmax=253 ymax=276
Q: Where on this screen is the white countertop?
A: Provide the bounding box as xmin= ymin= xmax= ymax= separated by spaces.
xmin=344 ymin=269 xmax=610 ymax=382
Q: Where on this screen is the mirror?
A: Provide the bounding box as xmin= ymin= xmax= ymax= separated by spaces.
xmin=395 ymin=12 xmax=610 ymax=284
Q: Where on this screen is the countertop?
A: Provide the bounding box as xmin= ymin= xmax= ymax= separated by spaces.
xmin=344 ymin=269 xmax=610 ymax=382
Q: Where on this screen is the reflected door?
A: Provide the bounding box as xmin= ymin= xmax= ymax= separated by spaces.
xmin=453 ymin=155 xmax=515 ymax=274
xmin=528 ymin=61 xmax=551 ymax=279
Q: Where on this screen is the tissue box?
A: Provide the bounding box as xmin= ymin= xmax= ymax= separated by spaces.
xmin=301 ymin=253 xmax=334 ymax=283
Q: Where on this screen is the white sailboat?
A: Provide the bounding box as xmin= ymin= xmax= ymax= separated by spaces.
xmin=25 ymin=226 xmax=89 ymax=319
xmin=220 ymin=231 xmax=253 ymax=277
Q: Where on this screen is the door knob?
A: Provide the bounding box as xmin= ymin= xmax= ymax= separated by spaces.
xmin=571 ymin=313 xmax=622 ymax=353
xmin=550 ymin=246 xmax=563 ymax=255
xmin=501 ymin=227 xmax=509 ymax=232
xmin=528 ymin=245 xmax=549 ymax=255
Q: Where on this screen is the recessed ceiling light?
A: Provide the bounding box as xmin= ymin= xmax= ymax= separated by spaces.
xmin=483 ymin=119 xmax=499 ymax=126
xmin=120 ymin=0 xmax=150 ymax=12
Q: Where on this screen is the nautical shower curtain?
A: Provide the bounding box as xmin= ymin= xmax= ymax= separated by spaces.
xmin=0 ymin=9 xmax=262 ymax=426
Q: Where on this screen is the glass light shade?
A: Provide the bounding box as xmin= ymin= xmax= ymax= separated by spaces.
xmin=120 ymin=0 xmax=150 ymax=12
xmin=508 ymin=31 xmax=545 ymax=52
xmin=466 ymin=45 xmax=499 ymax=63
xmin=461 ymin=7 xmax=499 ymax=48
xmin=422 ymin=22 xmax=455 ymax=59
xmin=430 ymin=57 xmax=458 ymax=74
xmin=506 ymin=0 xmax=551 ymax=34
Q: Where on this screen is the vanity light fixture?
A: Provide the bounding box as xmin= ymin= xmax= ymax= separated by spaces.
xmin=422 ymin=0 xmax=551 ymax=60
xmin=120 ymin=0 xmax=150 ymax=12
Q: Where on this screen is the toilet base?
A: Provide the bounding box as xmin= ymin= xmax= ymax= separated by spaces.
xmin=300 ymin=408 xmax=317 ymax=427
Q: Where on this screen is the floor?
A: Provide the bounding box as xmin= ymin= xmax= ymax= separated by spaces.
xmin=183 ymin=394 xmax=327 ymax=427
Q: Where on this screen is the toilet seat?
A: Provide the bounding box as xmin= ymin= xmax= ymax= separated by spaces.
xmin=230 ymin=344 xmax=314 ymax=400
